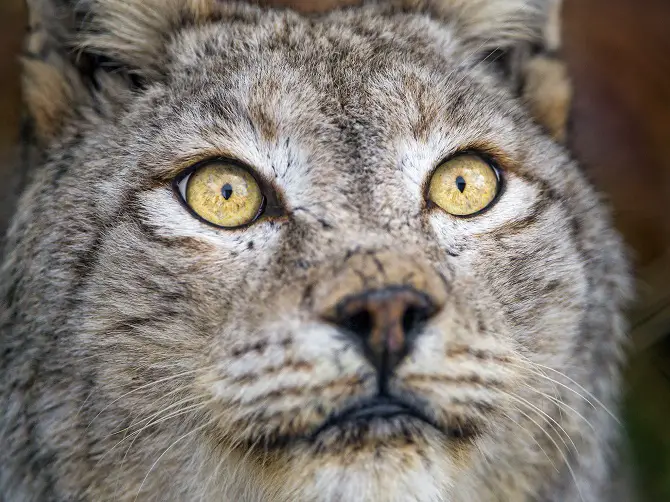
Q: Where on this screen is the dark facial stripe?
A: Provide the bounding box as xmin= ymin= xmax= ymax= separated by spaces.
xmin=480 ymin=194 xmax=553 ymax=238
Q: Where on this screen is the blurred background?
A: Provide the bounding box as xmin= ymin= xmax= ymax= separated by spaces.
xmin=1 ymin=0 xmax=669 ymax=499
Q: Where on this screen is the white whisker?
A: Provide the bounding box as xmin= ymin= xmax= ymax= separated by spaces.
xmin=107 ymin=393 xmax=206 ymax=439
xmin=503 ymin=391 xmax=578 ymax=454
xmin=112 ymin=395 xmax=210 ymax=500
xmin=502 ymin=411 xmax=558 ymax=472
xmin=514 ymin=407 xmax=585 ymax=502
xmin=508 ymin=362 xmax=598 ymax=412
xmin=199 ymin=447 xmax=229 ymax=502
xmin=95 ymin=400 xmax=210 ymax=469
xmin=86 ymin=368 xmax=205 ymax=430
xmin=522 ymin=384 xmax=596 ymax=434
xmin=133 ymin=418 xmax=218 ymax=502
xmin=524 ymin=360 xmax=620 ymax=424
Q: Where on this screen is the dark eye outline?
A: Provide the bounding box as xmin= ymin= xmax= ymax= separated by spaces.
xmin=425 ymin=151 xmax=504 ymax=218
xmin=172 ymin=157 xmax=284 ymax=230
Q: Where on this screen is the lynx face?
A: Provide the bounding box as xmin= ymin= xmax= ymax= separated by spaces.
xmin=0 ymin=1 xmax=630 ymax=501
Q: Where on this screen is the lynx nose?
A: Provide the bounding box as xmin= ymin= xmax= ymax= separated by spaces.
xmin=328 ymin=286 xmax=438 ymax=386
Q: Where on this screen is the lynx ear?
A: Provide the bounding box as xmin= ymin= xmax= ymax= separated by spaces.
xmin=24 ymin=0 xmax=92 ymax=144
xmin=464 ymin=0 xmax=571 ymax=142
xmin=395 ymin=0 xmax=570 ymax=141
xmin=519 ymin=0 xmax=571 ymax=142
xmin=22 ymin=0 xmax=221 ymax=145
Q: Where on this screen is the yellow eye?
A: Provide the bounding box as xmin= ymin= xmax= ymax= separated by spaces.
xmin=427 ymin=155 xmax=500 ymax=216
xmin=180 ymin=162 xmax=264 ymax=228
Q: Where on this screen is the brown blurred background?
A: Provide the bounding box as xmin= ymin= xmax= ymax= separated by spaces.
xmin=1 ymin=0 xmax=669 ymax=499
xmin=0 ymin=0 xmax=25 ymax=236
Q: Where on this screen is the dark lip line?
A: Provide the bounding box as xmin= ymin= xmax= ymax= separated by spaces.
xmin=239 ymin=395 xmax=480 ymax=452
xmin=309 ymin=394 xmax=445 ymax=440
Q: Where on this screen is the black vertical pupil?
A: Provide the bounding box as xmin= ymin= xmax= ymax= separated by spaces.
xmin=221 ymin=183 xmax=233 ymax=200
xmin=455 ymin=176 xmax=467 ymax=193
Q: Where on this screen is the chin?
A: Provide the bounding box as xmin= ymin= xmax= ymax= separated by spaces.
xmin=269 ymin=441 xmax=459 ymax=502
xmin=225 ymin=407 xmax=474 ymax=502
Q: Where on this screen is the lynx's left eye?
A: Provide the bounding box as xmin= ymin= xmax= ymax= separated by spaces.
xmin=427 ymin=154 xmax=500 ymax=216
xmin=175 ymin=161 xmax=264 ymax=229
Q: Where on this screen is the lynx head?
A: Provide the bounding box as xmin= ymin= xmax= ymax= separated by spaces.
xmin=1 ymin=0 xmax=630 ymax=501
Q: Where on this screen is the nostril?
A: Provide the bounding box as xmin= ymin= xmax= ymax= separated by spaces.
xmin=401 ymin=305 xmax=433 ymax=337
xmin=343 ymin=310 xmax=374 ymax=339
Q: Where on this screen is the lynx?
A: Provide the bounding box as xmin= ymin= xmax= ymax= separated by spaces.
xmin=0 ymin=0 xmax=631 ymax=500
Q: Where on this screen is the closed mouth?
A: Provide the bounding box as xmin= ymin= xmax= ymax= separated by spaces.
xmin=238 ymin=395 xmax=479 ymax=452
xmin=310 ymin=394 xmax=474 ymax=441
xmin=340 ymin=397 xmax=414 ymax=421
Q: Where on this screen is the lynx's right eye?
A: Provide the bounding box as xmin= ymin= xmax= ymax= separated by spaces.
xmin=174 ymin=161 xmax=265 ymax=229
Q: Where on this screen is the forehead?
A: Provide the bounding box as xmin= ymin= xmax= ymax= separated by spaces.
xmin=164 ymin=8 xmax=506 ymax=129
xmin=171 ymin=8 xmax=462 ymax=77
xmin=158 ymin=12 xmax=522 ymax=146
